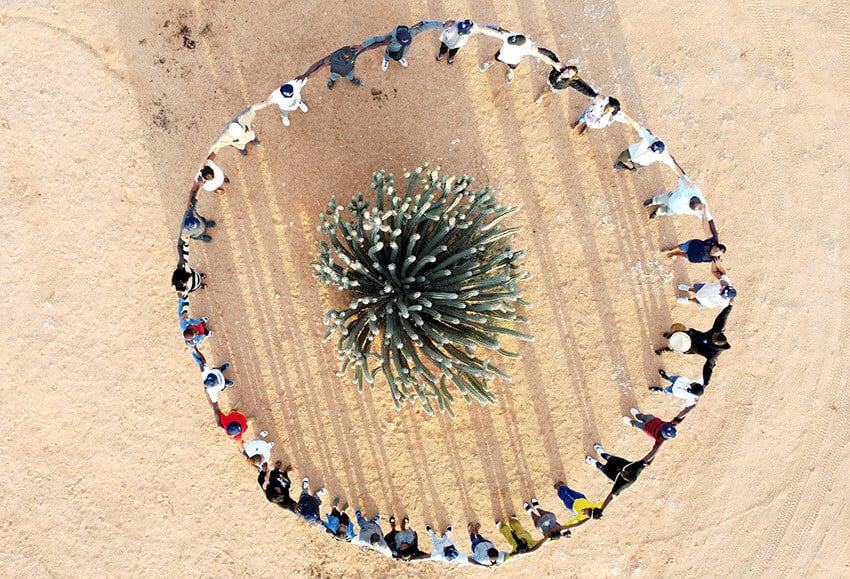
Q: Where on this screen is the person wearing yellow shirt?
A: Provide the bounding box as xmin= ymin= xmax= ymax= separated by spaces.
xmin=554 ymin=481 xmax=604 ymax=527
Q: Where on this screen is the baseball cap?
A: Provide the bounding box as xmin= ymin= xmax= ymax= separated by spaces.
xmin=650 ymin=140 xmax=666 ymax=153
xmin=507 ymin=34 xmax=526 ymax=46
xmin=458 ymin=20 xmax=473 ymax=34
xmin=721 ymin=286 xmax=737 ymax=299
xmin=226 ymin=421 xmax=243 ymax=436
xmin=661 ymin=424 xmax=677 ymax=439
xmin=396 ymin=26 xmax=412 ymax=45
xmin=226 ymin=122 xmax=245 ymax=137
xmin=183 ymin=216 xmax=201 ymax=231
xmin=204 ymin=373 xmax=220 ymax=387
xmin=280 ymin=83 xmax=294 ymax=98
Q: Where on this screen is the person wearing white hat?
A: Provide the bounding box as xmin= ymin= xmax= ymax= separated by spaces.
xmin=211 ymin=106 xmax=259 ymax=155
xmin=655 ymin=304 xmax=733 ymax=386
xmin=266 ymin=77 xmax=309 ymax=127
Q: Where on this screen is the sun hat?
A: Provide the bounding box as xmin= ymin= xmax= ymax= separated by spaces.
xmin=668 ymin=331 xmax=691 ymax=353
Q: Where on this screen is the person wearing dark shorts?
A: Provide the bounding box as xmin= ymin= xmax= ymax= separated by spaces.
xmin=662 ymin=237 xmax=726 ymax=263
xmin=534 ymin=51 xmax=598 ymax=103
xmin=303 ymin=40 xmax=389 ymax=90
xmin=585 ymin=443 xmax=653 ymax=512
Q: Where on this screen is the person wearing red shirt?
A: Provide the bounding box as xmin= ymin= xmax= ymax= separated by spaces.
xmin=623 ymin=405 xmax=695 ymax=447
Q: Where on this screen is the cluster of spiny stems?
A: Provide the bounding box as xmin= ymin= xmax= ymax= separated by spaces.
xmin=312 ymin=163 xmax=532 ymax=417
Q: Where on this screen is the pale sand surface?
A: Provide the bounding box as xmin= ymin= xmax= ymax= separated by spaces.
xmin=1 ymin=0 xmax=849 ymax=576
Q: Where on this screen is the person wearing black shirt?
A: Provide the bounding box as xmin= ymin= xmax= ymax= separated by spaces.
xmin=257 ymin=460 xmax=295 ymax=511
xmin=655 ymin=304 xmax=732 ymax=385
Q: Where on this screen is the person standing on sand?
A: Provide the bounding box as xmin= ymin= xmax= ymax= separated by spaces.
xmin=241 ymin=436 xmax=274 ymax=470
xmin=650 ymin=368 xmax=704 ymax=408
xmin=363 ymin=21 xmax=444 ymax=72
xmin=180 ymin=197 xmax=215 ymax=243
xmin=352 ymin=510 xmax=393 ymax=557
xmin=385 ymin=516 xmax=428 ymax=560
xmin=496 ymin=517 xmax=546 ymax=554
xmin=623 ymin=406 xmax=694 ymax=447
xmin=172 ymin=241 xmax=206 ymax=297
xmin=426 ymin=524 xmax=468 ymax=565
xmin=193 ymin=348 xmax=233 ymax=404
xmin=585 ymin=443 xmax=654 ymax=511
xmin=296 ymin=477 xmax=325 ymax=524
xmin=435 ymin=19 xmax=479 ymax=64
xmin=661 ymin=237 xmax=726 ymax=263
xmin=322 ymin=498 xmax=356 ymax=541
xmin=265 ymin=77 xmax=309 ymax=127
xmin=523 ymin=498 xmax=571 ymax=539
xmin=478 ymin=29 xmax=545 ymax=84
xmin=178 ymin=297 xmax=211 ymax=346
xmin=644 ymin=176 xmax=718 ymax=240
xmin=553 ymin=481 xmax=604 ymax=527
xmin=614 ymin=118 xmax=685 ymax=176
xmin=571 ymin=95 xmax=628 ymax=134
xmin=677 ymin=260 xmax=737 ymax=307
xmin=196 ymin=158 xmax=228 ymax=193
xmin=259 ymin=461 xmax=295 ymax=511
xmin=304 ymin=41 xmax=389 ymax=90
xmin=210 ymin=107 xmax=259 ymax=156
xmin=655 ymin=304 xmax=732 ymax=386
xmin=467 ymin=522 xmax=511 ymax=566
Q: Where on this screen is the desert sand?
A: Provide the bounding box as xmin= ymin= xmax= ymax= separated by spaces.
xmin=1 ymin=0 xmax=849 ymax=576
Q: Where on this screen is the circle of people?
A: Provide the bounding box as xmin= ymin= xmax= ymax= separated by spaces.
xmin=172 ymin=18 xmax=736 ymax=568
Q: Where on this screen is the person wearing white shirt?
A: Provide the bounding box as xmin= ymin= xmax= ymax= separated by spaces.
xmin=426 ymin=525 xmax=468 ymax=565
xmin=677 ymin=260 xmax=736 ymax=308
xmin=197 ymin=159 xmax=227 ymax=192
xmin=645 ymin=176 xmax=717 ymax=238
xmin=572 ymin=95 xmax=628 ymax=135
xmin=478 ymin=29 xmax=542 ymax=84
xmin=650 ymin=369 xmax=704 ymax=408
xmin=352 ymin=511 xmax=393 ymax=557
xmin=241 ymin=437 xmax=273 ymax=469
xmin=615 ymin=118 xmax=685 ymax=176
xmin=436 ymin=19 xmax=480 ymax=64
xmin=266 ymin=78 xmax=308 ymax=127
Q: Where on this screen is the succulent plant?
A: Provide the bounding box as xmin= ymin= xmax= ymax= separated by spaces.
xmin=312 ymin=164 xmax=532 ymax=416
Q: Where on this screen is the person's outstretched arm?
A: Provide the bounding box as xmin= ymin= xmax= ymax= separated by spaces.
xmin=302 ymin=54 xmax=332 ymax=78
xmin=711 ymin=304 xmax=733 ymax=334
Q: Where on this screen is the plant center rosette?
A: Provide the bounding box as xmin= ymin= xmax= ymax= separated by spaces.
xmin=312 ymin=163 xmax=533 ymax=417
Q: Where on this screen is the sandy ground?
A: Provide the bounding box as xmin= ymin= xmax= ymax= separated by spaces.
xmin=2 ymin=0 xmax=849 ymax=576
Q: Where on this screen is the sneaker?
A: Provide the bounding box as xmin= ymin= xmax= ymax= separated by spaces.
xmin=302 ymin=477 xmax=309 ymax=490
xmin=495 ymin=521 xmax=502 ymax=529
xmin=403 ymin=517 xmax=409 ymax=525
xmin=355 ymin=510 xmax=362 ymax=518
xmin=631 ymin=408 xmax=640 ymax=417
xmin=381 ymin=58 xmax=389 ymax=72
xmin=399 ymin=57 xmax=408 ymax=68
xmin=316 ymin=488 xmax=326 ymax=497
xmin=206 ymin=330 xmax=214 ymax=338
xmin=480 ymin=61 xmax=491 ymax=72
xmin=649 ymin=386 xmax=663 ymax=392
xmin=435 ymin=53 xmax=442 ymax=62
xmin=332 ymin=497 xmax=340 ymax=508
xmin=445 ymin=525 xmax=452 ymax=535
xmin=327 ymin=79 xmax=335 ymax=90
xmin=506 ymin=70 xmax=514 ymax=83
xmin=643 ymin=198 xmax=654 ymax=206
xmin=351 ymin=76 xmax=361 ymax=86
xmin=425 ymin=525 xmax=434 ymax=533
xmin=281 ymin=116 xmax=291 ymax=127
xmin=239 ymin=148 xmax=248 ymax=156
xmin=531 ymin=498 xmax=540 ymax=508
xmin=523 ymin=502 xmax=532 ymax=512
xmin=200 ymin=317 xmax=209 ymax=323
xmin=649 ymin=209 xmax=658 ymax=219
xmin=341 ymin=503 xmax=348 ymax=511
xmin=390 ymin=516 xmax=396 ymax=525
xmin=299 ymin=102 xmax=308 ymax=113
xmin=447 ymin=55 xmax=455 ymax=64
xmin=224 ymin=379 xmax=234 ymax=387
xmin=594 ymin=443 xmax=604 ymax=454
xmin=678 ymin=284 xmax=692 ymax=292
xmin=585 ymin=455 xmax=596 ymax=465
xmin=219 ymin=362 xmax=230 ymax=371
xmin=623 ymin=416 xmax=632 ymax=424
xmin=614 ymin=161 xmax=627 ymax=170
xmin=677 ymin=297 xmax=690 ymax=304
